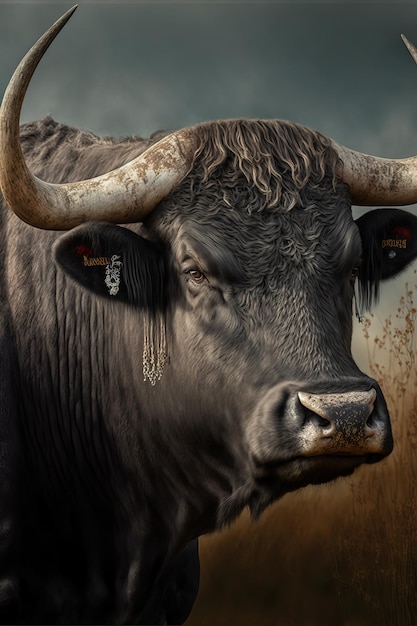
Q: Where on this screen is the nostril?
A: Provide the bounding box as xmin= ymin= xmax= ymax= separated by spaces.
xmin=365 ymin=408 xmax=381 ymax=435
xmin=366 ymin=410 xmax=375 ymax=428
xmin=298 ymin=392 xmax=334 ymax=431
xmin=303 ymin=407 xmax=332 ymax=431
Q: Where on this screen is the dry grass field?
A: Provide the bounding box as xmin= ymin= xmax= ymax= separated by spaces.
xmin=186 ymin=273 xmax=417 ymax=626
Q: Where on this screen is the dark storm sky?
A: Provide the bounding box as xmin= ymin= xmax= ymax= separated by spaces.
xmin=1 ymin=1 xmax=417 ymax=365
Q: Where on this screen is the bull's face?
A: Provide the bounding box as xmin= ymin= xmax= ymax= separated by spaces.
xmin=157 ymin=199 xmax=395 ymax=507
xmin=53 ymin=148 xmax=417 ymax=520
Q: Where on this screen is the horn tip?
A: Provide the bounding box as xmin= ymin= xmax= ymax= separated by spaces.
xmin=401 ymin=33 xmax=417 ymax=65
xmin=60 ymin=5 xmax=78 ymax=25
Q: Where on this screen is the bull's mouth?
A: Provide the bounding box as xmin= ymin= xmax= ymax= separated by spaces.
xmin=240 ymin=453 xmax=381 ymax=522
xmin=251 ymin=452 xmax=382 ymax=492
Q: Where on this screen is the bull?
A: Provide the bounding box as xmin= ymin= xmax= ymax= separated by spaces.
xmin=0 ymin=6 xmax=416 ymax=625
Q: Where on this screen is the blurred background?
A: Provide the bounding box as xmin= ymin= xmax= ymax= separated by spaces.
xmin=1 ymin=2 xmax=417 ymax=624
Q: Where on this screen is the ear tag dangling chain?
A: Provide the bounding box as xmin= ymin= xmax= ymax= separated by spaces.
xmin=143 ymin=315 xmax=167 ymax=385
xmin=101 ymin=253 xmax=167 ymax=384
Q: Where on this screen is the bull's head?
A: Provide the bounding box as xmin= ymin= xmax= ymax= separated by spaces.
xmin=1 ymin=7 xmax=417 ymax=522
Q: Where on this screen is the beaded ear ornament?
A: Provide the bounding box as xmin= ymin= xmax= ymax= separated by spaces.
xmin=105 ymin=255 xmax=123 ymax=296
xmin=142 ymin=315 xmax=167 ymax=386
xmin=101 ymin=253 xmax=167 ymax=385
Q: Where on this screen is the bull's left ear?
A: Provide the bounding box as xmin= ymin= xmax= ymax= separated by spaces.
xmin=53 ymin=222 xmax=165 ymax=307
xmin=355 ymin=208 xmax=417 ymax=307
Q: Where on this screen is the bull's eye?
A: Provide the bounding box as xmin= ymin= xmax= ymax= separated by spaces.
xmin=187 ymin=269 xmax=206 ymax=284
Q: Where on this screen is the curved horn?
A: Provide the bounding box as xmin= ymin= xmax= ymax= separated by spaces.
xmin=331 ymin=141 xmax=417 ymax=205
xmin=0 ymin=6 xmax=196 ymax=230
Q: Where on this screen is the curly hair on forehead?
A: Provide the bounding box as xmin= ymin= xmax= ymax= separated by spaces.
xmin=186 ymin=119 xmax=344 ymax=213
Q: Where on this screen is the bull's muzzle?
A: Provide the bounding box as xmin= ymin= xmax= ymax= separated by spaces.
xmin=248 ymin=383 xmax=393 ymax=469
xmin=296 ymin=389 xmax=391 ymax=459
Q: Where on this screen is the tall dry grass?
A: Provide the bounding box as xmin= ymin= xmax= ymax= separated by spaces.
xmin=334 ymin=271 xmax=417 ymax=626
xmin=186 ymin=275 xmax=417 ymax=626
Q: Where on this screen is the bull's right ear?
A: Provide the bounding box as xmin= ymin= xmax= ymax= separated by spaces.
xmin=53 ymin=222 xmax=165 ymax=308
